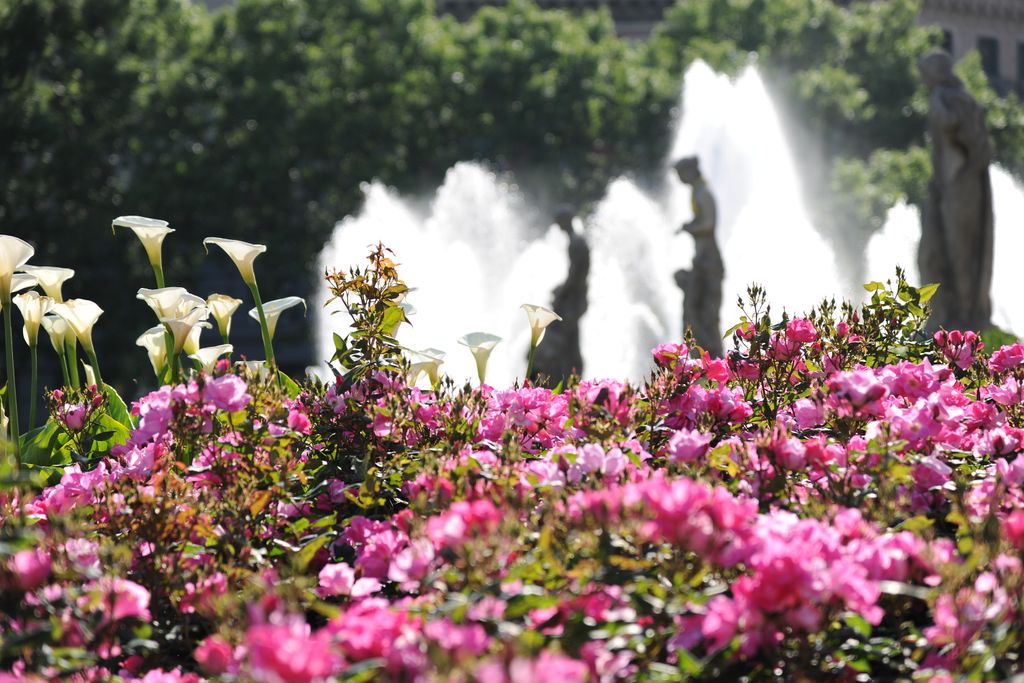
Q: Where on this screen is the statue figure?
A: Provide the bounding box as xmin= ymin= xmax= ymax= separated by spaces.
xmin=673 ymin=156 xmax=724 ymax=357
xmin=918 ymin=50 xmax=994 ymax=331
xmin=531 ymin=206 xmax=590 ymax=384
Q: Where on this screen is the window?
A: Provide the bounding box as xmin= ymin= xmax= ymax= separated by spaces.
xmin=1018 ymin=41 xmax=1024 ymax=85
xmin=978 ymin=36 xmax=1000 ymax=78
xmin=942 ymin=29 xmax=953 ymax=54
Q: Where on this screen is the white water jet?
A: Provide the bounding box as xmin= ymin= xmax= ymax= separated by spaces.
xmin=868 ymin=167 xmax=1024 ymax=336
xmin=316 ymin=163 xmax=566 ymax=387
xmin=667 ymin=61 xmax=851 ymax=318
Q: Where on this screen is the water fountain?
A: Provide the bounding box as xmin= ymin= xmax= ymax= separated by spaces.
xmin=316 ymin=59 xmax=1022 ymax=386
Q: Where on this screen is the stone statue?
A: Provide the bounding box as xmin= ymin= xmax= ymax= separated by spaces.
xmin=673 ymin=156 xmax=724 ymax=358
xmin=918 ymin=50 xmax=994 ymax=331
xmin=531 ymin=206 xmax=590 ymax=384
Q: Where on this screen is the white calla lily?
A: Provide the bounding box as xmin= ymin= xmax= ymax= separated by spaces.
xmin=113 ymin=216 xmax=173 ymax=286
xmin=13 ymin=291 xmax=53 ymax=348
xmin=203 ymin=237 xmax=267 ymax=286
xmin=137 ymin=287 xmax=206 ymax=321
xmin=52 ymin=298 xmax=104 ymax=386
xmin=18 ymin=266 xmax=74 ymax=302
xmin=521 ymin=304 xmax=562 ymax=380
xmin=248 ymin=296 xmax=305 ymax=341
xmin=41 ymin=313 xmax=70 ymax=356
xmin=81 ymin=360 xmax=97 ymax=388
xmin=189 ymin=344 xmax=233 ymax=374
xmin=10 ymin=273 xmax=38 ymax=298
xmin=0 ymin=235 xmax=35 ymax=302
xmin=407 ymin=348 xmax=446 ymax=388
xmin=521 ymin=304 xmax=562 ymax=347
xmin=164 ymin=306 xmax=211 ymax=355
xmin=458 ymin=332 xmax=502 ymax=385
xmin=207 ymin=293 xmax=243 ymax=341
xmin=52 ymin=299 xmax=103 ymax=356
xmin=136 ymin=325 xmax=169 ymax=378
xmin=183 ymin=322 xmax=206 ymax=356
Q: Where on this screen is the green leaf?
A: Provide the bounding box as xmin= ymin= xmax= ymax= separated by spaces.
xmin=279 ymin=371 xmax=301 ymax=399
xmin=294 ymin=533 xmax=331 ymax=572
xmin=102 ymin=385 xmax=136 ymax=430
xmin=844 ymin=612 xmax=872 ymax=638
xmin=917 ymin=282 xmax=940 ymax=303
xmin=20 ymin=421 xmax=66 ymax=467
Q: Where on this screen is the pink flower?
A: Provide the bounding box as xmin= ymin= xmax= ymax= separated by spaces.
xmin=63 ymin=404 xmax=88 ymax=431
xmin=318 ymin=562 xmax=382 ymax=598
xmin=785 ymin=318 xmax=817 ymax=343
xmin=10 ymin=548 xmax=51 ymax=591
xmin=1004 ymin=510 xmax=1024 ymax=550
xmin=194 ymin=635 xmax=235 ymax=676
xmin=203 ymin=374 xmax=251 ymax=412
xmin=667 ymin=428 xmax=712 ymax=464
xmin=81 ymin=577 xmax=151 ymax=624
xmin=247 ymin=617 xmax=342 ymax=683
xmin=424 ymin=619 xmax=490 ymax=656
xmin=287 ymin=409 xmax=311 ymax=434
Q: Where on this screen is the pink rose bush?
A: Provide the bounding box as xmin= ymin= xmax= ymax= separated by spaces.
xmin=4 ymin=264 xmax=1024 ymax=681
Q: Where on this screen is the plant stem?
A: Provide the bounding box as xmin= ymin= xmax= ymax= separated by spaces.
xmin=57 ymin=350 xmax=70 ymax=387
xmin=28 ymin=345 xmax=38 ymax=430
xmin=3 ymin=303 xmax=20 ymax=468
xmin=152 ymin=262 xmax=165 ymax=289
xmin=248 ymin=281 xmax=282 ymax=387
xmin=163 ymin=327 xmax=179 ymax=384
xmin=248 ymin=281 xmax=275 ymax=367
xmin=66 ymin=337 xmax=80 ymax=388
xmin=525 ymin=343 xmax=537 ymax=383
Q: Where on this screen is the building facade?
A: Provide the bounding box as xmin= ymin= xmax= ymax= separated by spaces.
xmin=918 ymin=0 xmax=1024 ymax=96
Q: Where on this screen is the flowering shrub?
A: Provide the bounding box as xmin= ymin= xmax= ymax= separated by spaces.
xmin=3 ymin=255 xmax=1024 ymax=681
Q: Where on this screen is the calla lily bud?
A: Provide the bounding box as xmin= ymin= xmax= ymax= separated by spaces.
xmin=0 ymin=235 xmax=35 ymax=302
xmin=41 ymin=313 xmax=70 ymax=355
xmin=19 ymin=266 xmax=74 ymax=302
xmin=407 ymin=348 xmax=446 ymax=387
xmin=136 ymin=325 xmax=169 ymax=378
xmin=189 ymin=344 xmax=233 ymax=374
xmin=248 ymin=296 xmax=305 ymax=341
xmin=207 ymin=293 xmax=243 ymax=339
xmin=52 ymin=299 xmax=103 ymax=355
xmin=458 ymin=332 xmax=502 ymax=385
xmin=203 ymin=237 xmax=267 ymax=286
xmin=81 ymin=361 xmax=97 ymax=388
xmin=521 ymin=304 xmax=562 ymax=347
xmin=137 ymin=287 xmax=206 ymax=321
xmin=112 ymin=216 xmax=174 ymax=269
xmin=13 ymin=291 xmax=54 ymax=348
